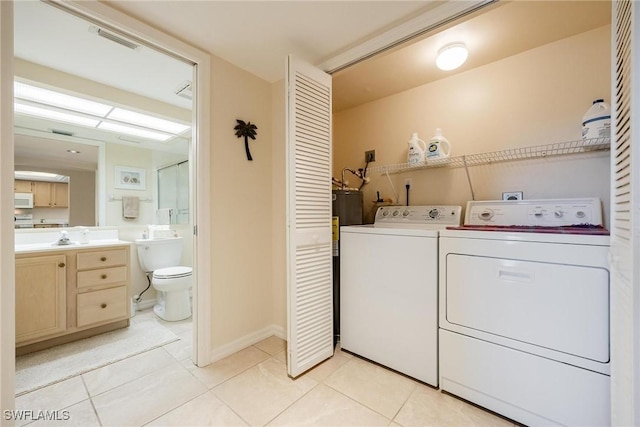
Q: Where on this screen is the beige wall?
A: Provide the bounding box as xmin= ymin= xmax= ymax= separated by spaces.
xmin=334 ymin=26 xmax=612 ymax=225
xmin=209 ymin=56 xmax=274 ymax=348
xmin=105 ymin=143 xmax=155 ymax=226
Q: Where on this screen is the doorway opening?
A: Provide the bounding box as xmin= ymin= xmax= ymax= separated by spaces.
xmin=11 ymin=0 xmax=211 ymax=397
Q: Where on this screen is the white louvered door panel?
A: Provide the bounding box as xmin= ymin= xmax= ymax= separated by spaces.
xmin=286 ymin=55 xmax=333 ymax=377
xmin=610 ymin=1 xmax=640 ymax=425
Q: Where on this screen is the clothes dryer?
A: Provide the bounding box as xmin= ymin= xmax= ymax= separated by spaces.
xmin=439 ymin=198 xmax=610 ymax=426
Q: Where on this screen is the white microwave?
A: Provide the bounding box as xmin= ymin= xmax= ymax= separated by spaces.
xmin=14 ymin=192 xmax=33 ymax=209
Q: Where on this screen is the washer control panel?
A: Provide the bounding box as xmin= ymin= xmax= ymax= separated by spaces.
xmin=375 ymin=205 xmax=462 ymax=226
xmin=465 ymin=198 xmax=603 ymax=227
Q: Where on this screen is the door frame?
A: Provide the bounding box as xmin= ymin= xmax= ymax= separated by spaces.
xmin=1 ymin=0 xmax=212 ymax=414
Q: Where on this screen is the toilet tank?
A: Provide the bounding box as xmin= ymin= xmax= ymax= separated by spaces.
xmin=135 ymin=236 xmax=184 ymax=272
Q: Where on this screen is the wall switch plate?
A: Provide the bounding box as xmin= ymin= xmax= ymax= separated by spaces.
xmin=502 ymin=191 xmax=524 ymax=201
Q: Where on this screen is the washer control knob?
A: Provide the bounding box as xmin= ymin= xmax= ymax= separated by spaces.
xmin=479 ymin=210 xmax=494 ymax=221
xmin=576 ymin=211 xmax=586 ymax=219
xmin=554 ymin=210 xmax=563 ymax=218
xmin=428 ymin=209 xmax=440 ymax=219
xmin=402 ymin=210 xmax=410 ymax=217
xmin=381 ymin=210 xmax=390 ymax=217
xmin=392 ymin=210 xmax=399 ymax=217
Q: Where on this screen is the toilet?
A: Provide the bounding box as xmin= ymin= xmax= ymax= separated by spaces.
xmin=135 ymin=236 xmax=192 ymax=321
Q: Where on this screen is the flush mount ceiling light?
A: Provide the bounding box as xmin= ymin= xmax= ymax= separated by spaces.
xmin=436 ymin=43 xmax=469 ymax=71
xmin=67 ymin=149 xmax=81 ymax=154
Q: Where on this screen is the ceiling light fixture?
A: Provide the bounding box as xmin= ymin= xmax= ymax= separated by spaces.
xmin=108 ymin=108 xmax=190 ymax=134
xmin=436 ymin=43 xmax=468 ymax=71
xmin=67 ymin=149 xmax=81 ymax=154
xmin=13 ymin=81 xmax=190 ymax=139
xmin=14 ymin=103 xmax=101 ymax=127
xmin=97 ymin=122 xmax=172 ymax=141
xmin=14 ymin=82 xmax=112 ymax=116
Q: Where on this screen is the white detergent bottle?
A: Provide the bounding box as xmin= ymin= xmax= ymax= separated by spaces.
xmin=582 ymin=99 xmax=611 ymax=143
xmin=407 ymin=133 xmax=427 ymax=165
xmin=427 ymin=128 xmax=452 ymax=159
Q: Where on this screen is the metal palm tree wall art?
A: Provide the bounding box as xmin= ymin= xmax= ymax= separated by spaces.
xmin=234 ymin=119 xmax=258 ymax=161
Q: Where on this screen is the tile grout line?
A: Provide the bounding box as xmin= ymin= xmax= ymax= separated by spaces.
xmin=139 ymin=388 xmax=210 ymax=427
xmin=261 ymin=369 xmax=324 ymax=426
xmin=319 ymin=357 xmax=407 ymax=423
xmin=80 ymin=375 xmax=104 ymax=427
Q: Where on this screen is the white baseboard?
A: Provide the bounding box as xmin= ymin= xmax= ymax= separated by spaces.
xmin=210 ymin=324 xmax=287 ymax=363
xmin=272 ymin=324 xmax=285 ymax=340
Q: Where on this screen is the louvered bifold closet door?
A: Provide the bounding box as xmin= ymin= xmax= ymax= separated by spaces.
xmin=611 ymin=1 xmax=640 ymax=425
xmin=285 ymin=56 xmax=333 ymax=377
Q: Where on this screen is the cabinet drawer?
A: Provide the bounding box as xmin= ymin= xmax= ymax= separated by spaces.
xmin=77 ymin=266 xmax=127 ymax=289
xmin=77 ymin=249 xmax=127 ymax=270
xmin=77 ymin=286 xmax=128 ymax=327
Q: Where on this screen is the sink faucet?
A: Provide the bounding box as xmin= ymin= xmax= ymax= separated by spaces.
xmin=56 ymin=230 xmax=71 ymax=245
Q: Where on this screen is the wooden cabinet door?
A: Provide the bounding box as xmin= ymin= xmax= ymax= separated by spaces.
xmin=32 ymin=182 xmax=68 ymax=207
xmin=14 ymin=180 xmax=32 ymax=192
xmin=33 ymin=181 xmax=52 ymax=207
xmin=52 ymin=183 xmax=68 ymax=207
xmin=15 ymin=254 xmax=67 ymax=344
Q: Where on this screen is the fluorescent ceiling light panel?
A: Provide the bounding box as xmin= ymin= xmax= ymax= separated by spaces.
xmin=98 ymin=122 xmax=172 ymax=141
xmin=14 ymin=82 xmax=113 ymax=116
xmin=15 ymin=103 xmax=101 ymax=127
xmin=15 ymin=171 xmax=59 ymax=179
xmin=108 ymin=108 xmax=190 ymax=134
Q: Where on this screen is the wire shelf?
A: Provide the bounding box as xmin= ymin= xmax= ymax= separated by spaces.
xmin=366 ymin=137 xmax=611 ymax=175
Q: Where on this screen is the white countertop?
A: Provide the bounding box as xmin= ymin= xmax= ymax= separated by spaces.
xmin=15 ymin=239 xmax=132 ymax=255
xmin=15 ymin=228 xmax=132 ymax=255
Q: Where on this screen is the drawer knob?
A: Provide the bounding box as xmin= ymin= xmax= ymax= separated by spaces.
xmin=100 ymin=257 xmax=107 ymax=262
xmin=101 ymin=274 xmax=107 ymax=279
xmin=58 ymin=262 xmax=65 ymax=268
xmin=101 ymin=303 xmax=107 ymax=309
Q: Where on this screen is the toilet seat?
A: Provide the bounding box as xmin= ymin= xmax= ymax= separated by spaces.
xmin=153 ymin=266 xmax=192 ymax=279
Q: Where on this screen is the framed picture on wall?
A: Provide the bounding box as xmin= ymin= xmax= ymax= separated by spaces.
xmin=114 ymin=166 xmax=146 ymax=190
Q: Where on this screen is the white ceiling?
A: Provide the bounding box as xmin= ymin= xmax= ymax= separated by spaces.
xmin=12 ymin=0 xmax=611 ymax=171
xmin=14 ymin=0 xmax=193 ymax=110
xmin=104 ymin=0 xmax=437 ymax=83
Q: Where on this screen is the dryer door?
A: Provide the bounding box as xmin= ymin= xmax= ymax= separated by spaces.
xmin=444 ymin=254 xmax=609 ymax=363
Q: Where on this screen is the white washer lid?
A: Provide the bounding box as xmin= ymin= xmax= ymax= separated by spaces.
xmin=153 ymin=266 xmax=192 ymax=279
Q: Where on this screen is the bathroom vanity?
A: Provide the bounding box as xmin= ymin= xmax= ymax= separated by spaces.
xmin=15 ymin=231 xmax=131 ymax=355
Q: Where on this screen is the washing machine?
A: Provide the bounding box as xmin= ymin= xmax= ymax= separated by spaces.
xmin=439 ymin=198 xmax=610 ymax=426
xmin=340 ymin=205 xmax=461 ymax=386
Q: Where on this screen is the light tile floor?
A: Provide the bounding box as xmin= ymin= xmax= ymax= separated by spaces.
xmin=16 ymin=309 xmax=519 ymax=426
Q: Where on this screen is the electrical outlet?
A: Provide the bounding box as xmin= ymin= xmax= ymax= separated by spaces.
xmin=405 ymin=178 xmax=412 ymax=188
xmin=365 ymin=150 xmax=376 ymax=162
xmin=502 ymin=191 xmax=524 ymax=201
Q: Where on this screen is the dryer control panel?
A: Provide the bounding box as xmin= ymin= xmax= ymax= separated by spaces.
xmin=465 ymin=198 xmax=603 ymax=227
xmin=375 ymin=205 xmax=462 ymax=226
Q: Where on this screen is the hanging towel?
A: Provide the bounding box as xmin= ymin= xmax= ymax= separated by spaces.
xmin=122 ymin=196 xmax=140 ymax=219
xmin=156 ymin=208 xmax=173 ymax=225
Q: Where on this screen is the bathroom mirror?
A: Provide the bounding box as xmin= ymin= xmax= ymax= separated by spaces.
xmin=13 ymin=1 xmax=193 ymax=227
